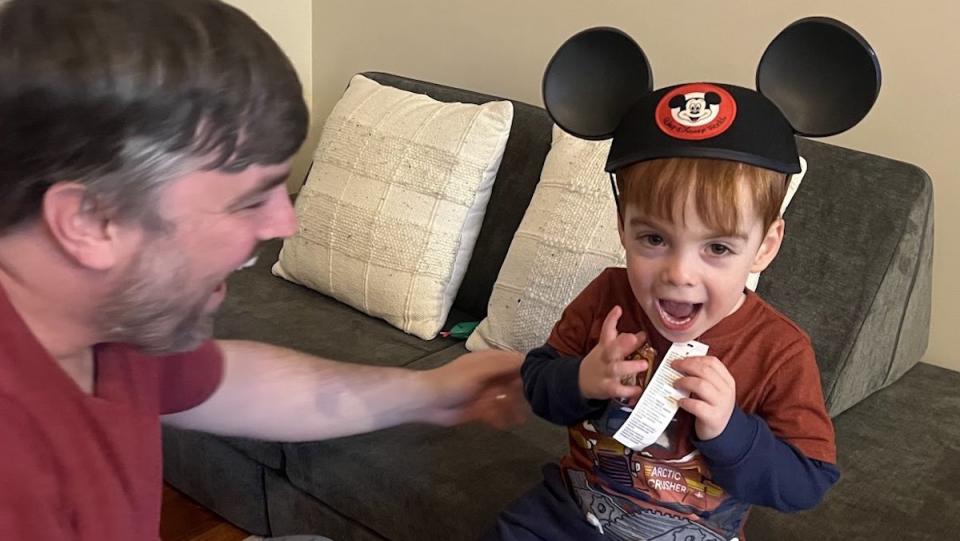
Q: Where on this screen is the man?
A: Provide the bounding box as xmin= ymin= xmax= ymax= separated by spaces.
xmin=0 ymin=0 xmax=523 ymax=539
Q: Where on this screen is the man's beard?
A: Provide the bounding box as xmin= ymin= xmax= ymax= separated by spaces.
xmin=97 ymin=248 xmax=217 ymax=356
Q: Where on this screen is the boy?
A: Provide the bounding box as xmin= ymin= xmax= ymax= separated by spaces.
xmin=488 ymin=20 xmax=880 ymax=541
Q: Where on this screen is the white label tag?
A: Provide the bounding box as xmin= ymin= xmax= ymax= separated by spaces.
xmin=239 ymin=255 xmax=259 ymax=269
xmin=613 ymin=340 xmax=709 ymax=450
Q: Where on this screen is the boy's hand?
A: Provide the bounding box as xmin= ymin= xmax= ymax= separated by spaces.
xmin=579 ymin=306 xmax=648 ymax=401
xmin=672 ymin=356 xmax=736 ymax=441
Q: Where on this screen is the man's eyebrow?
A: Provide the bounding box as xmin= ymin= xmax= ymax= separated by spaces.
xmin=232 ymin=171 xmax=290 ymax=203
xmin=253 ymin=172 xmax=290 ymax=193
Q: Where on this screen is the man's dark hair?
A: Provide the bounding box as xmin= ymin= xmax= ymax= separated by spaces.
xmin=0 ymin=0 xmax=309 ymax=232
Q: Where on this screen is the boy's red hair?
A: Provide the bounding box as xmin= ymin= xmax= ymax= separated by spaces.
xmin=616 ymin=158 xmax=787 ymax=235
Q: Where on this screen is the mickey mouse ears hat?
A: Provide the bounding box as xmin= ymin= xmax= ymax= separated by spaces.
xmin=542 ymin=17 xmax=881 ymax=174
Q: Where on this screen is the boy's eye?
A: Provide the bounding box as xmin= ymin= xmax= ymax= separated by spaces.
xmin=638 ymin=234 xmax=664 ymax=246
xmin=709 ymin=243 xmax=731 ymax=255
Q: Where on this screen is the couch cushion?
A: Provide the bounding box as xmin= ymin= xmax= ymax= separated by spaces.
xmin=274 ymin=74 xmax=514 ymax=340
xmin=280 ymin=344 xmax=567 ymax=541
xmin=220 ymin=436 xmax=284 ymax=471
xmin=216 ymin=239 xmax=457 ymax=365
xmin=745 ymin=362 xmax=960 ymax=540
xmin=161 ymin=426 xmax=271 ymax=536
xmin=756 ymin=138 xmax=932 ymax=415
xmin=265 ymin=468 xmax=389 ymax=541
xmin=363 ymin=72 xmax=554 ymax=321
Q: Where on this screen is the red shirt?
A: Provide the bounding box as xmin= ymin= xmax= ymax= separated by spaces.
xmin=0 ymin=285 xmax=223 ymax=540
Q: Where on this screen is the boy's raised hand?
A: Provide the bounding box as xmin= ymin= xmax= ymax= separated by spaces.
xmin=672 ymin=356 xmax=737 ymax=441
xmin=578 ymin=305 xmax=648 ymax=401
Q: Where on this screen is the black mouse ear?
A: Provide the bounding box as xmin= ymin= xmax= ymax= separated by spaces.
xmin=757 ymin=17 xmax=881 ymax=137
xmin=543 ymin=27 xmax=653 ymax=140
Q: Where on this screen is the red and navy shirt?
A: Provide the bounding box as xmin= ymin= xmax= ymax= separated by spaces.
xmin=523 ymin=268 xmax=837 ymax=540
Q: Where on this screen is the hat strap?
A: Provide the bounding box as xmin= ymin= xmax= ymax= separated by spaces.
xmin=609 ymin=172 xmax=623 ymax=227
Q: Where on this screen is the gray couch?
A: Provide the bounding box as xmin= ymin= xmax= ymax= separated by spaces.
xmin=162 ymin=73 xmax=956 ymax=540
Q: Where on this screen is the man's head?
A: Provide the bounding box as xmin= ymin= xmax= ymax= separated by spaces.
xmin=616 ymin=158 xmax=786 ymax=342
xmin=0 ymin=0 xmax=308 ymax=354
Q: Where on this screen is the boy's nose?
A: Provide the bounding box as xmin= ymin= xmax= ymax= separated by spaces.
xmin=662 ymin=255 xmax=696 ymax=287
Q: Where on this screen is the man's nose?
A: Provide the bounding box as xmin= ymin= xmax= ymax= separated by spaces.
xmin=261 ymin=190 xmax=299 ymax=240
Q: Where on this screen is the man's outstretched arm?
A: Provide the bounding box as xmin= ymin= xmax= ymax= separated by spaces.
xmin=161 ymin=340 xmax=524 ymax=441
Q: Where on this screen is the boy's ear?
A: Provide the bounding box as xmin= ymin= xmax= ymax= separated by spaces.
xmin=617 ymin=210 xmax=627 ymax=248
xmin=42 ymin=182 xmax=122 ymax=271
xmin=751 ymin=218 xmax=785 ymax=273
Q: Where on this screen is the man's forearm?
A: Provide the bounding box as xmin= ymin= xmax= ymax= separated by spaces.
xmin=162 ymin=340 xmax=436 ymax=441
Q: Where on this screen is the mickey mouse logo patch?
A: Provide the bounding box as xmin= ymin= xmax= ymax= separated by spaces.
xmin=656 ymin=83 xmax=736 ymax=140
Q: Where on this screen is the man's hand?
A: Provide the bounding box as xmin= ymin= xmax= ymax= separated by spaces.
xmin=420 ymin=349 xmax=526 ymax=429
xmin=578 ymin=306 xmax=648 ymax=401
xmin=672 ymin=356 xmax=736 ymax=441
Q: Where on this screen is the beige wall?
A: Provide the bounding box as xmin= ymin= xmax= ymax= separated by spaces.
xmin=307 ymin=1 xmax=957 ymax=370
xmin=224 ymin=0 xmax=315 ymax=189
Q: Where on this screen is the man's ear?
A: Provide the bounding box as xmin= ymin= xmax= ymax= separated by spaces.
xmin=42 ymin=183 xmax=121 ymax=270
xmin=751 ymin=218 xmax=785 ymax=273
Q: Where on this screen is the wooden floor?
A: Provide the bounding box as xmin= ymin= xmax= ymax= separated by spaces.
xmin=161 ymin=484 xmax=250 ymax=541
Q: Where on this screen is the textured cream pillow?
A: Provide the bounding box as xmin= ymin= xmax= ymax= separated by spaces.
xmin=466 ymin=126 xmax=623 ymax=353
xmin=466 ymin=126 xmax=805 ymax=353
xmin=273 ymin=75 xmax=513 ymax=340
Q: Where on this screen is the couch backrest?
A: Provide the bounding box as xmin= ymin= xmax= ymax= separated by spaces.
xmin=365 ymin=73 xmax=933 ymax=413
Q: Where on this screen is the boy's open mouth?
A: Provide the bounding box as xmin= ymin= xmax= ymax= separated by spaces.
xmin=656 ymin=299 xmax=703 ymax=332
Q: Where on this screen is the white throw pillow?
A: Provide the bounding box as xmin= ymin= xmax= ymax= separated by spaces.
xmin=466 ymin=126 xmax=805 ymax=353
xmin=273 ymin=75 xmax=513 ymax=340
xmin=466 ymin=126 xmax=623 ymax=353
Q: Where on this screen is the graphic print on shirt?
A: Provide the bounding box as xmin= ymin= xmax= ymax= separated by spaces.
xmin=563 ymin=343 xmax=749 ymax=540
